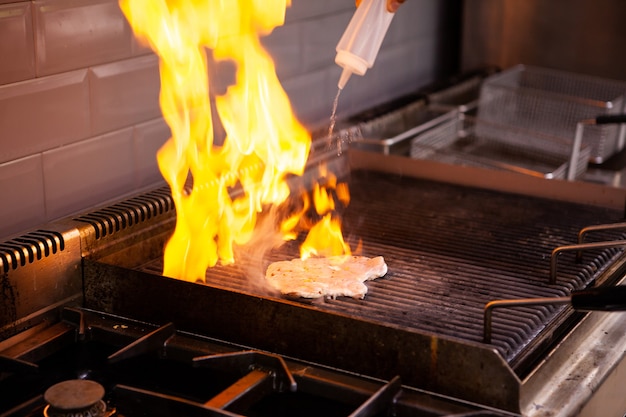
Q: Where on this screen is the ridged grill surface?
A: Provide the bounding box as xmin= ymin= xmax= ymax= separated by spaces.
xmin=140 ymin=171 xmax=626 ymax=365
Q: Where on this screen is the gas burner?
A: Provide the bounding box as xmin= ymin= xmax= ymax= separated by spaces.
xmin=43 ymin=380 xmax=114 ymax=417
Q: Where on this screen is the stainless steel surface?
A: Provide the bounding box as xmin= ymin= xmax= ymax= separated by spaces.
xmin=477 ymin=65 xmax=626 ymax=163
xmin=461 ymin=0 xmax=626 ymax=82
xmin=350 ymin=150 xmax=626 ymax=210
xmin=0 ymin=225 xmax=82 ymax=339
xmin=345 ymin=68 xmax=626 ymax=187
xmin=343 ymin=72 xmax=492 ymax=157
xmin=426 ymin=74 xmax=486 ymax=113
xmin=575 ymin=118 xmax=626 ymax=166
xmin=521 ymin=274 xmax=626 ymax=417
xmin=409 ymin=112 xmax=590 ymax=180
xmin=345 ymin=99 xmax=452 ymax=156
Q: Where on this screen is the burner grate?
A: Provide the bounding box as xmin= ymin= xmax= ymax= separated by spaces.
xmin=0 ymin=308 xmax=499 ymax=417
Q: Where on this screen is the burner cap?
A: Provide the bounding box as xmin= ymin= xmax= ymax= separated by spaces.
xmin=44 ymin=379 xmax=105 ymax=411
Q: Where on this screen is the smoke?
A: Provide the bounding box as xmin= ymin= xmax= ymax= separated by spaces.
xmin=232 ymin=204 xmax=290 ymax=295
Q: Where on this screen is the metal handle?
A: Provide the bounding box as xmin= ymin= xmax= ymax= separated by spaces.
xmin=483 ymin=296 xmax=570 ymax=344
xmin=576 ymin=222 xmax=626 ymax=261
xmin=549 ymin=240 xmax=626 ymax=284
xmin=595 ymin=114 xmax=626 ymax=125
xmin=483 ymin=286 xmax=626 ymax=343
xmin=571 ymin=286 xmax=626 ymax=311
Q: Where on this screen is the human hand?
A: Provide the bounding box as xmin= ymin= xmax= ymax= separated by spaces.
xmin=385 ymin=0 xmax=405 ymax=12
xmin=355 ymin=0 xmax=406 ymax=13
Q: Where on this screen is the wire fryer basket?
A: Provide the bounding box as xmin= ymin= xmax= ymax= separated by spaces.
xmin=477 ymin=65 xmax=626 ymax=163
xmin=410 ymin=112 xmax=591 ymax=180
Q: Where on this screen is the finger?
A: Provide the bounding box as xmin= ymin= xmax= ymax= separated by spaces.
xmin=387 ymin=0 xmax=405 ymax=12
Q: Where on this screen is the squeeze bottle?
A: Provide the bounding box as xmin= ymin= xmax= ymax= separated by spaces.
xmin=335 ymin=0 xmax=395 ymax=90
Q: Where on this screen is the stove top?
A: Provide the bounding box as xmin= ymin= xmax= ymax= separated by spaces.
xmin=0 ymin=308 xmax=507 ymax=417
xmin=3 ymin=149 xmax=626 ymax=416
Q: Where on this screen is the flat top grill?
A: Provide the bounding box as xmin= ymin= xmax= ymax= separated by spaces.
xmin=137 ymin=170 xmax=626 ymax=371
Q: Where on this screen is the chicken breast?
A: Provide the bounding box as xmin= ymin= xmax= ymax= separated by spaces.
xmin=265 ymin=255 xmax=388 ymax=299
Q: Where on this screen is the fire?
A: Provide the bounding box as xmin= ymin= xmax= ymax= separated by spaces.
xmin=300 ymin=168 xmax=351 ymax=259
xmin=120 ymin=0 xmax=351 ymax=282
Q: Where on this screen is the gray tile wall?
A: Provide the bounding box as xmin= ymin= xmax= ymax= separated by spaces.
xmin=0 ymin=0 xmax=448 ymax=240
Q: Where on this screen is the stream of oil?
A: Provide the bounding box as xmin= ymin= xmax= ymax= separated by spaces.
xmin=327 ymin=87 xmax=342 ymax=155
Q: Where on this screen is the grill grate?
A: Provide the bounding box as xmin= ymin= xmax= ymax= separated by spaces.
xmin=139 ymin=171 xmax=626 ymax=369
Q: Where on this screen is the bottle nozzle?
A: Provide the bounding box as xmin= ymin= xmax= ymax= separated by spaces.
xmin=338 ymin=68 xmax=352 ymax=90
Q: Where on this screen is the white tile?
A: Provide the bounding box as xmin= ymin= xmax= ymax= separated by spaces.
xmin=301 ymin=12 xmax=350 ymax=73
xmin=133 ymin=118 xmax=170 ymax=188
xmin=0 ymin=2 xmax=35 ymax=85
xmin=130 ymin=34 xmax=154 ymax=57
xmin=262 ymin=21 xmax=302 ymax=79
xmin=282 ymin=67 xmax=336 ymax=128
xmin=42 ymin=128 xmax=135 ymax=220
xmin=286 ymin=0 xmax=354 ymax=22
xmin=33 ymin=0 xmax=133 ymax=76
xmin=89 ymin=55 xmax=161 ymax=135
xmin=207 ymin=52 xmax=237 ymax=97
xmin=124 ymin=2 xmax=153 ymax=56
xmin=0 ymin=155 xmax=45 ymax=240
xmin=339 ymin=37 xmax=435 ymax=116
xmin=384 ymin=0 xmax=439 ymax=46
xmin=374 ymin=37 xmax=436 ymax=94
xmin=0 ymin=69 xmax=90 ymax=164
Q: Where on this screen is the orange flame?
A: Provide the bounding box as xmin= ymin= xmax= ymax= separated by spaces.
xmin=120 ymin=0 xmax=351 ymax=282
xmin=300 ymin=168 xmax=351 ymax=259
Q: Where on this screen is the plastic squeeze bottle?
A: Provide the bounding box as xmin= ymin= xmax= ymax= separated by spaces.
xmin=335 ymin=0 xmax=395 ymax=90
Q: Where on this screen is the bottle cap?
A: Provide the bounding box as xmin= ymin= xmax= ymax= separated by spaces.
xmin=335 ymin=50 xmax=369 ymax=76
